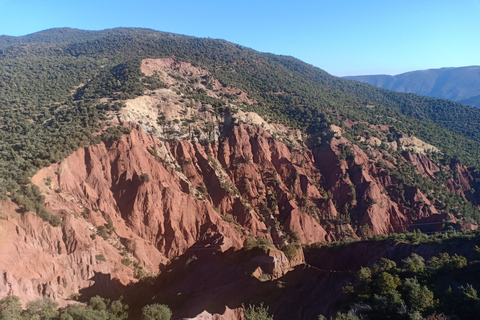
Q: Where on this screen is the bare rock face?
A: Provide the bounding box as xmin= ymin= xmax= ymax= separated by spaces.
xmin=44 ymin=125 xmax=247 ymax=260
xmin=403 ymin=152 xmax=440 ymax=180
xmin=169 ymin=124 xmax=329 ymax=245
xmin=2 ymin=121 xmax=475 ymax=309
xmin=312 ymin=137 xmax=447 ymax=235
xmin=2 ymin=124 xmax=319 ymax=304
xmin=0 ymin=202 xmax=128 ymax=306
xmin=183 ymin=308 xmax=244 ymax=320
xmin=251 ymin=247 xmax=305 ymax=281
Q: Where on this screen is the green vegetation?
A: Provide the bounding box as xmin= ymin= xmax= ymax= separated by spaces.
xmin=95 ymin=254 xmax=107 ymax=262
xmin=282 ymin=243 xmax=298 ymax=261
xmin=141 ymin=303 xmax=172 ymax=320
xmin=245 ymin=236 xmax=274 ymax=251
xmin=11 ymin=185 xmax=62 ymax=226
xmin=330 ymin=252 xmax=473 ymax=319
xmin=310 ymin=228 xmax=480 ymax=250
xmin=0 ymin=295 xmax=129 ymax=320
xmin=0 ymin=293 xmax=173 ymax=320
xmin=121 ymin=258 xmax=131 ymax=266
xmin=243 ymin=303 xmax=274 ymax=320
xmin=309 ymin=229 xmax=480 ymax=319
xmin=139 ymin=173 xmax=150 ymax=183
xmin=100 ymin=126 xmax=131 ymax=142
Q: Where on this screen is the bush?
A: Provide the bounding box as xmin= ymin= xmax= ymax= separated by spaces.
xmin=403 ymin=277 xmax=435 ymax=312
xmin=402 ymin=253 xmax=425 ymax=273
xmin=282 ymin=243 xmax=298 ymax=261
xmin=139 ymin=173 xmax=150 ymax=183
xmin=374 ymin=272 xmax=401 ymax=295
xmin=48 ymin=214 xmax=62 ymax=227
xmin=95 ymin=254 xmax=106 ymax=262
xmin=0 ymin=296 xmax=23 ymax=319
xmin=221 ymin=215 xmax=234 ymax=223
xmin=100 ymin=126 xmax=131 ymax=142
xmin=97 ymin=226 xmax=109 ymax=240
xmin=61 ymin=295 xmax=128 ymax=319
xmin=243 ymin=303 xmax=273 ymax=320
xmin=428 ymin=252 xmax=467 ymax=271
xmin=142 ymin=304 xmax=172 ymax=320
xmin=245 ymin=236 xmax=273 ymax=251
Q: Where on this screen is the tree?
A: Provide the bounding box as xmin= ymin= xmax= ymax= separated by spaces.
xmin=24 ymin=298 xmax=59 ymax=320
xmin=89 ymin=296 xmax=106 ymax=311
xmin=402 ymin=253 xmax=425 ymax=273
xmin=0 ymin=296 xmax=23 ymax=320
xmin=373 ymin=258 xmax=397 ymax=273
xmin=243 ymin=303 xmax=274 ymax=320
xmin=142 ymin=304 xmax=172 ymax=320
xmin=428 ymin=253 xmax=467 ymax=271
xmin=403 ymin=277 xmax=435 ymax=312
xmin=375 ymin=272 xmax=401 ymax=295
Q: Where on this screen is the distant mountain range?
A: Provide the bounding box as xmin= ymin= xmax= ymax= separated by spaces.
xmin=345 ymin=66 xmax=480 ymax=108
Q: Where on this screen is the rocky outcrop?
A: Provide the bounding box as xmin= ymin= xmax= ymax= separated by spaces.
xmin=0 ymin=201 xmax=129 ymax=306
xmin=183 ymin=308 xmax=244 ymax=320
xmin=2 ymin=121 xmax=476 ymax=310
xmin=40 ymin=125 xmax=247 ymax=260
xmin=313 ymin=137 xmax=444 ymax=235
xmin=2 ymin=124 xmax=320 ymax=304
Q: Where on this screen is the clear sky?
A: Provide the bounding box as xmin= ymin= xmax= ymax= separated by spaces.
xmin=0 ymin=0 xmax=478 ymax=76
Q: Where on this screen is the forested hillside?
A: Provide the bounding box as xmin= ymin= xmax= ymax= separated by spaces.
xmin=2 ymin=28 xmax=480 ymax=185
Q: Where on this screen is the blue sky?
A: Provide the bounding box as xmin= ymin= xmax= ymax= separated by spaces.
xmin=0 ymin=0 xmax=478 ymax=76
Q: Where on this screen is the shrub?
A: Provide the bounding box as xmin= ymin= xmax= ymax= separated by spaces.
xmin=97 ymin=225 xmax=109 ymax=240
xmin=0 ymin=296 xmax=23 ymax=319
xmin=142 ymin=304 xmax=172 ymax=320
xmin=282 ymin=243 xmax=298 ymax=261
xmin=61 ymin=295 xmax=128 ymax=319
xmin=89 ymin=295 xmax=107 ymax=311
xmin=95 ymin=254 xmax=106 ymax=262
xmin=428 ymin=252 xmax=467 ymax=271
xmin=243 ymin=303 xmax=273 ymax=320
xmin=221 ymin=215 xmax=234 ymax=223
xmin=245 ymin=236 xmax=273 ymax=251
xmin=373 ymin=258 xmax=397 ymax=273
xmin=374 ymin=272 xmax=401 ymax=295
xmin=403 ymin=277 xmax=435 ymax=312
xmin=402 ymin=253 xmax=425 ymax=273
xmin=100 ymin=126 xmax=131 ymax=142
xmin=48 ymin=214 xmax=62 ymax=227
xmin=139 ymin=173 xmax=150 ymax=183
xmin=198 ymin=183 xmax=208 ymax=194
xmin=106 ymin=220 xmax=115 ymax=234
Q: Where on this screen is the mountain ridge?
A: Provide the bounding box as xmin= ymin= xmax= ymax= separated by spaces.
xmin=345 ymin=66 xmax=480 ymax=107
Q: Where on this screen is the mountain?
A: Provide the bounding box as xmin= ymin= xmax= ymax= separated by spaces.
xmin=1 ymin=28 xmax=480 ymax=319
xmin=345 ymin=66 xmax=480 ymax=108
